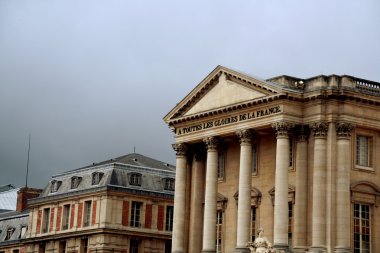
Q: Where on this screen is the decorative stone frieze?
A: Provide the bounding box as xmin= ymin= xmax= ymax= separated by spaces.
xmin=310 ymin=121 xmax=328 ymax=138
xmin=203 ymin=136 xmax=219 ymax=151
xmin=336 ymin=122 xmax=355 ymax=138
xmin=236 ymin=129 xmax=254 ymax=144
xmin=272 ymin=121 xmax=294 ymax=138
xmin=295 ymin=125 xmax=310 ymax=142
xmin=172 ymin=143 xmax=188 ymax=156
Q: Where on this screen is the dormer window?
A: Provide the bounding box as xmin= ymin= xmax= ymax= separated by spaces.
xmin=20 ymin=226 xmax=27 ymax=238
xmin=129 ymin=173 xmax=142 ymax=186
xmin=71 ymin=176 xmax=82 ymax=189
xmin=5 ymin=227 xmax=15 ymax=240
xmin=164 ymin=178 xmax=175 ymax=191
xmin=92 ymin=172 xmax=104 ymax=185
xmin=51 ymin=180 xmax=62 ymax=193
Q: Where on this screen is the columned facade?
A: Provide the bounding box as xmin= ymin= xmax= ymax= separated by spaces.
xmin=334 ymin=122 xmax=354 ymax=253
xmin=202 ymin=137 xmax=219 ymax=253
xmin=235 ymin=129 xmax=254 ymax=253
xmin=172 ymin=143 xmax=188 ymax=253
xmin=164 ymin=66 xmax=380 ymax=253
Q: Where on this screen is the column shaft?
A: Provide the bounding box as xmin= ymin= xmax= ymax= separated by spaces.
xmin=236 ymin=130 xmax=253 ymax=253
xmin=272 ymin=122 xmax=293 ymax=250
xmin=172 ymin=144 xmax=188 ymax=253
xmin=202 ymin=137 xmax=219 ymax=253
xmin=335 ymin=122 xmax=354 ymax=253
xmin=189 ymin=152 xmax=205 ymax=253
xmin=310 ymin=122 xmax=328 ymax=252
xmin=293 ymin=126 xmax=309 ymax=252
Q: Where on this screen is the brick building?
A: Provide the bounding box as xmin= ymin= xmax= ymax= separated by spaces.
xmin=0 ymin=153 xmax=175 ymax=253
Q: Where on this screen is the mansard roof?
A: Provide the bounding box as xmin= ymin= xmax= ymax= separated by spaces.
xmin=30 ymin=153 xmax=175 ymax=204
xmin=0 ymin=211 xmax=28 ymax=246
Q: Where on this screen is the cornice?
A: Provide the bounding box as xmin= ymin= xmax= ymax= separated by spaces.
xmin=167 ymin=88 xmax=380 ymax=127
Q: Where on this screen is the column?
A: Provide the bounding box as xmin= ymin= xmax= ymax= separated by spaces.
xmin=172 ymin=143 xmax=188 ymax=253
xmin=189 ymin=147 xmax=206 ymax=253
xmin=272 ymin=121 xmax=293 ymax=252
xmin=334 ymin=122 xmax=354 ymax=253
xmin=293 ymin=125 xmax=309 ymax=252
xmin=310 ymin=121 xmax=328 ymax=252
xmin=235 ymin=129 xmax=254 ymax=253
xmin=202 ymin=136 xmax=219 ymax=253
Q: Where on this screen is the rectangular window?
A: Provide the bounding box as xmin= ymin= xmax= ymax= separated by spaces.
xmin=354 ymin=204 xmax=370 ymax=253
xmin=83 ymin=201 xmax=92 ymax=227
xmin=216 ymin=210 xmax=223 ymax=253
xmin=289 ymin=137 xmax=294 ymax=169
xmin=288 ymin=203 xmax=293 ymax=248
xmin=62 ymin=205 xmax=70 ymax=230
xmin=164 ymin=240 xmax=172 ymax=253
xmin=42 ymin=208 xmax=50 ymax=233
xmin=39 ymin=243 xmax=46 ymax=253
xmin=218 ymin=151 xmax=225 ymax=180
xmin=356 ymin=136 xmax=371 ymax=167
xmin=59 ymin=241 xmax=66 ymax=253
xmin=165 ymin=206 xmax=174 ymax=231
xmin=13 ymin=250 xmax=19 ymax=253
xmin=130 ymin=239 xmax=139 ymax=253
xmin=80 ymin=238 xmax=88 ymax=253
xmin=130 ymin=202 xmax=141 ymax=227
xmin=251 ymin=207 xmax=257 ymax=241
xmin=252 ymin=143 xmax=258 ymax=175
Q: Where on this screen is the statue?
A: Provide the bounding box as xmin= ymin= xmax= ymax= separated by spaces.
xmin=246 ymin=228 xmax=285 ymax=253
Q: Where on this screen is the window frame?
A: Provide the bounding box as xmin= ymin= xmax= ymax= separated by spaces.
xmin=354 ymin=133 xmax=374 ymax=172
xmin=164 ymin=178 xmax=175 ymax=191
xmin=42 ymin=208 xmax=50 ymax=233
xmin=216 ymin=210 xmax=223 ymax=253
xmin=217 ymin=149 xmax=226 ymax=181
xmin=353 ymin=203 xmax=371 ymax=253
xmin=252 ymin=142 xmax=259 ymax=176
xmin=165 ymin=206 xmax=174 ymax=231
xmin=83 ymin=201 xmax=92 ymax=227
xmin=130 ymin=201 xmax=142 ymax=227
xmin=62 ymin=204 xmax=70 ymax=230
xmin=129 ymin=173 xmax=142 ymax=186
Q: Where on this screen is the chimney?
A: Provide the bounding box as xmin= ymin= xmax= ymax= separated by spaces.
xmin=16 ymin=187 xmax=42 ymax=212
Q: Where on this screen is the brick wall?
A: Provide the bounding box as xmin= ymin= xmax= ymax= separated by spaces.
xmin=49 ymin=208 xmax=55 ymax=232
xmin=122 ymin=201 xmax=129 ymax=226
xmin=70 ymin=204 xmax=75 ymax=229
xmin=91 ymin=201 xmax=97 ymax=225
xmin=145 ymin=204 xmax=152 ymax=229
xmin=36 ymin=210 xmax=42 ymax=234
xmin=77 ymin=203 xmax=83 ymax=228
xmin=56 ymin=206 xmax=62 ymax=232
xmin=157 ymin=205 xmax=164 ymax=231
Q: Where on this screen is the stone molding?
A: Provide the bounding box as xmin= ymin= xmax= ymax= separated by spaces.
xmin=236 ymin=129 xmax=254 ymax=144
xmin=272 ymin=121 xmax=294 ymax=138
xmin=203 ymin=136 xmax=219 ymax=151
xmin=234 ymin=187 xmax=262 ymax=207
xmin=295 ymin=125 xmax=310 ymax=142
xmin=310 ymin=121 xmax=328 ymax=138
xmin=268 ymin=185 xmax=296 ymax=206
xmin=336 ymin=122 xmax=355 ymax=138
xmin=172 ymin=143 xmax=188 ymax=157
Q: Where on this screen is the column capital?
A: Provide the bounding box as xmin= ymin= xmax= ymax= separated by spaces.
xmin=272 ymin=121 xmax=294 ymax=138
xmin=203 ymin=136 xmax=219 ymax=151
xmin=295 ymin=125 xmax=310 ymax=142
xmin=172 ymin=143 xmax=188 ymax=157
xmin=336 ymin=122 xmax=355 ymax=139
xmin=236 ymin=129 xmax=254 ymax=144
xmin=310 ymin=121 xmax=328 ymax=138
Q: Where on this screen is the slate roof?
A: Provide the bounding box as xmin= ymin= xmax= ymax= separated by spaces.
xmin=0 ymin=188 xmax=19 ymax=212
xmin=32 ymin=153 xmax=176 ymax=201
xmin=0 ymin=211 xmax=29 ymax=246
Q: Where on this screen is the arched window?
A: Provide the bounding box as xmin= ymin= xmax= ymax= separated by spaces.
xmin=129 ymin=173 xmax=142 ymax=186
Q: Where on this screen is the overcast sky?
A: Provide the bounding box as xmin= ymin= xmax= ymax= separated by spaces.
xmin=0 ymin=0 xmax=379 ymax=189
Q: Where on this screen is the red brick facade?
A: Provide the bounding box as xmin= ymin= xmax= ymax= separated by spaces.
xmin=56 ymin=206 xmax=62 ymax=232
xmin=70 ymin=204 xmax=75 ymax=229
xmin=36 ymin=210 xmax=42 ymax=234
xmin=145 ymin=204 xmax=152 ymax=229
xmin=77 ymin=203 xmax=83 ymax=228
xmin=157 ymin=205 xmax=164 ymax=231
xmin=49 ymin=208 xmax=55 ymax=232
xmin=122 ymin=200 xmax=129 ymax=226
xmin=91 ymin=201 xmax=97 ymax=225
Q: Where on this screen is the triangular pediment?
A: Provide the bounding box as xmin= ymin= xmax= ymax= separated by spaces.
xmin=164 ymin=65 xmax=282 ymax=122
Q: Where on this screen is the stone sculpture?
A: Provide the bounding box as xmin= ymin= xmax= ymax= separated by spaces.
xmin=246 ymin=228 xmax=285 ymax=253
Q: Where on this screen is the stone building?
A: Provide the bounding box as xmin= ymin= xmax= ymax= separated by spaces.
xmin=0 ymin=153 xmax=175 ymax=253
xmin=164 ymin=66 xmax=380 ymax=253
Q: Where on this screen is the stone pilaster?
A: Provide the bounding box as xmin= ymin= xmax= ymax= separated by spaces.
xmin=172 ymin=143 xmax=188 ymax=253
xmin=334 ymin=122 xmax=354 ymax=253
xmin=293 ymin=125 xmax=309 ymax=252
xmin=202 ymin=137 xmax=219 ymax=253
xmin=189 ymin=147 xmax=206 ymax=253
xmin=309 ymin=121 xmax=328 ymax=252
xmin=235 ymin=129 xmax=254 ymax=253
xmin=272 ymin=121 xmax=294 ymax=252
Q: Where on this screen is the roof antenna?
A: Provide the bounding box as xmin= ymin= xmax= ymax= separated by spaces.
xmin=133 ymin=146 xmax=136 ymax=153
xmin=25 ymin=134 xmax=31 ymax=188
